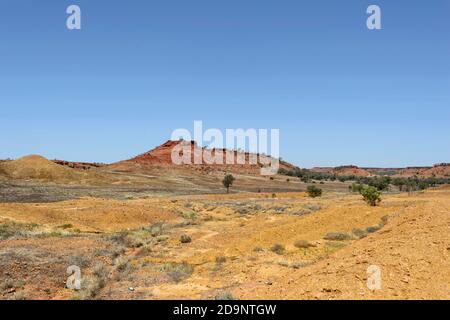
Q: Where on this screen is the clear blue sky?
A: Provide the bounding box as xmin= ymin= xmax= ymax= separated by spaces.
xmin=0 ymin=0 xmax=449 ymax=168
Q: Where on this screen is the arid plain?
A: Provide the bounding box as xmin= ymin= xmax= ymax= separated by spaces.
xmin=0 ymin=141 xmax=449 ymax=300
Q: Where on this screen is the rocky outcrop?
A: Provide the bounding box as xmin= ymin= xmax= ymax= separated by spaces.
xmin=107 ymin=140 xmax=298 ymax=175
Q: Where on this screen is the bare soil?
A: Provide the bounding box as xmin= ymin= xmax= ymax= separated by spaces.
xmin=1 ymin=186 xmax=448 ymax=300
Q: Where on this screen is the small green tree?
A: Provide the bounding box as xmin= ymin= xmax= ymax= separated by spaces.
xmin=361 ymin=186 xmax=381 ymax=206
xmin=306 ymin=185 xmax=322 ymax=198
xmin=222 ymin=174 xmax=235 ymax=193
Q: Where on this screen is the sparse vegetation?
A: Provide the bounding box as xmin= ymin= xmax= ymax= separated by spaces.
xmin=306 ymin=185 xmax=322 ymax=198
xmin=93 ymin=263 xmax=109 ymax=280
xmin=13 ymin=291 xmax=27 ymax=300
xmin=181 ymin=211 xmax=197 ymax=220
xmin=0 ymin=222 xmax=39 ymax=240
xmin=147 ymin=222 xmax=166 ymax=237
xmin=278 ymin=168 xmax=450 ymax=191
xmin=291 ymin=262 xmax=310 ymax=269
xmin=270 ymin=243 xmax=285 ymax=255
xmin=0 ymin=279 xmax=16 ymax=291
xmin=324 ymin=232 xmax=352 ymax=241
xmin=325 ymin=241 xmax=347 ymax=250
xmin=0 ymin=162 xmax=447 ymax=300
xmin=180 ymin=234 xmax=192 ymax=243
xmin=215 ymin=256 xmax=226 ymax=264
xmin=294 ymin=240 xmax=314 ymax=248
xmin=74 ymin=275 xmax=106 ymax=300
xmin=156 ymin=235 xmax=169 ymax=242
xmin=380 ymin=215 xmax=389 ymax=226
xmin=277 ymin=260 xmax=290 ymax=267
xmin=161 ymin=262 xmax=194 ymax=283
xmin=222 ymin=174 xmax=235 ymax=193
xmin=68 ymin=254 xmax=90 ymax=268
xmin=73 ymin=263 xmax=109 ymax=300
xmin=110 ymin=226 xmax=159 ymax=249
xmin=215 ymin=291 xmax=235 ymax=300
xmin=351 ymin=183 xmax=364 ymax=193
xmin=58 ymin=224 xmax=73 ymax=229
xmin=361 ymin=186 xmax=382 ymax=206
xmin=366 ymin=225 xmax=382 ymax=233
xmin=114 ymin=257 xmax=131 ymax=273
xmin=352 ymin=228 xmax=368 ymax=239
xmin=136 ymin=244 xmax=152 ymax=257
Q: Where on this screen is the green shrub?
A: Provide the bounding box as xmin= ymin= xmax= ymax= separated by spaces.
xmin=222 ymin=174 xmax=235 ymax=193
xmin=323 ymin=232 xmax=352 ymax=241
xmin=361 ymin=186 xmax=382 ymax=206
xmin=306 ymin=185 xmax=322 ymax=198
xmin=352 ymin=228 xmax=368 ymax=239
xmin=180 ymin=234 xmax=192 ymax=244
xmin=366 ymin=225 xmax=382 ymax=233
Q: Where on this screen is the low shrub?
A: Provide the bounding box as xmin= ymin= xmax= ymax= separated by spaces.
xmin=294 ymin=240 xmax=314 ymax=248
xmin=366 ymin=225 xmax=382 ymax=233
xmin=161 ymin=262 xmax=194 ymax=283
xmin=306 ymin=186 xmax=322 ymax=198
xmin=361 ymin=186 xmax=382 ymax=206
xmin=114 ymin=257 xmax=131 ymax=273
xmin=323 ymin=232 xmax=352 ymax=241
xmin=0 ymin=222 xmax=39 ymax=240
xmin=215 ymin=292 xmax=235 ymax=300
xmin=180 ymin=234 xmax=192 ymax=244
xmin=352 ymin=228 xmax=368 ymax=239
xmin=215 ymin=256 xmax=226 ymax=264
xmin=270 ymin=244 xmax=285 ymax=255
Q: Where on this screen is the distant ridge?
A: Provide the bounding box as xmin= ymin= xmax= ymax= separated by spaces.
xmin=310 ymin=165 xmax=372 ymax=177
xmin=311 ymin=163 xmax=450 ymax=178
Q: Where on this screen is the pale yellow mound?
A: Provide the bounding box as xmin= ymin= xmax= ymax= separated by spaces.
xmin=0 ymin=155 xmax=96 ymax=183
